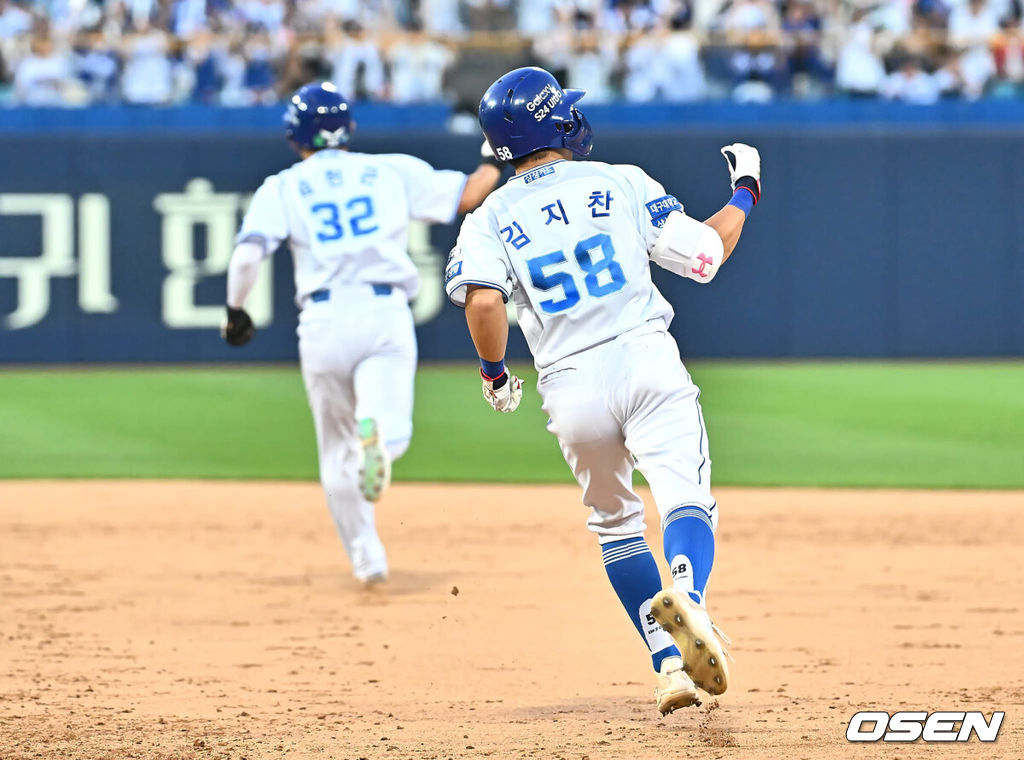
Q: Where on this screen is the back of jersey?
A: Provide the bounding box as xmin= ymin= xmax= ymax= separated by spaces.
xmin=239 ymin=149 xmax=466 ymax=303
xmin=447 ymin=159 xmax=676 ymax=369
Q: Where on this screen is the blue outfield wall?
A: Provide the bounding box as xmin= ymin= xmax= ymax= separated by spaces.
xmin=1 ymin=103 xmax=1023 ymax=362
xmin=9 ymin=100 xmax=1024 ymax=132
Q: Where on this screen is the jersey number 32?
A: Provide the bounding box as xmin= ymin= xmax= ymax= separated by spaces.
xmin=311 ymin=196 xmax=378 ymax=241
xmin=526 ymin=233 xmax=626 ymax=314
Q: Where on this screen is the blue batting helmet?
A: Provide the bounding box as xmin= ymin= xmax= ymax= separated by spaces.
xmin=284 ymin=82 xmax=352 ymax=150
xmin=478 ymin=67 xmax=593 ymax=162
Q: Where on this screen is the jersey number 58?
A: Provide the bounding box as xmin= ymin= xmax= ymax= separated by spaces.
xmin=526 ymin=233 xmax=626 ymax=314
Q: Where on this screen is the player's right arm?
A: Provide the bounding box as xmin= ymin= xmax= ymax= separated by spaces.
xmin=383 ymin=148 xmax=500 ymax=226
xmin=457 ymin=143 xmax=504 ymax=214
xmin=445 ymin=209 xmax=524 ymax=413
xmin=701 ymin=143 xmax=761 ymax=259
xmin=637 ymin=143 xmax=761 ymax=284
xmin=222 ymin=176 xmax=288 ymax=347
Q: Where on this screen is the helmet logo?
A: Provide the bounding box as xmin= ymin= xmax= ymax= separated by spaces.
xmin=526 ymin=83 xmax=563 ymax=122
xmin=316 ymin=126 xmax=348 ymax=147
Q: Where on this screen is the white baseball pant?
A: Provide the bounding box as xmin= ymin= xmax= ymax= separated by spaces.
xmin=538 ymin=322 xmax=718 ymax=543
xmin=297 ymin=284 xmax=416 ymax=580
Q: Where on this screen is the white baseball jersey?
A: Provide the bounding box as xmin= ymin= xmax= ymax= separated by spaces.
xmin=445 ymin=159 xmax=719 ymax=369
xmin=232 ymin=148 xmax=466 ymax=583
xmin=239 ymin=148 xmax=467 ymax=303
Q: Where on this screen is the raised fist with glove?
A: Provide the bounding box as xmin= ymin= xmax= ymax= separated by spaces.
xmin=720 ymin=143 xmax=761 ymax=205
xmin=222 ymin=305 xmax=255 ymax=346
xmin=482 ymin=369 xmax=523 ymax=413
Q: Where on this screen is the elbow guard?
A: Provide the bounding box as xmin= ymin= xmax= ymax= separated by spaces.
xmin=650 ymin=212 xmax=725 ymax=284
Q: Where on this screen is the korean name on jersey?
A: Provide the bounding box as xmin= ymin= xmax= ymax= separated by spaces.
xmin=446 ymin=159 xmax=720 ymax=369
xmin=238 ymin=150 xmax=467 ymax=304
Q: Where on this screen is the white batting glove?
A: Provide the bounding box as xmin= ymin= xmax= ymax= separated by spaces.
xmin=720 ymin=143 xmax=761 ymax=204
xmin=482 ymin=371 xmax=523 ymax=413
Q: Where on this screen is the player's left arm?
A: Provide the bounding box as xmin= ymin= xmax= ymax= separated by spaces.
xmin=464 ymin=285 xmax=523 ymax=413
xmin=222 ymin=236 xmax=269 ymax=346
xmin=445 ymin=212 xmax=523 ymax=413
xmin=465 ymin=285 xmax=509 ymax=362
xmin=222 ymin=177 xmax=286 ymax=346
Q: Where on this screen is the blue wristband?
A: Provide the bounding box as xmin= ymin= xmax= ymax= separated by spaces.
xmin=480 ymin=357 xmax=505 ymax=380
xmin=727 ymin=188 xmax=755 ymax=217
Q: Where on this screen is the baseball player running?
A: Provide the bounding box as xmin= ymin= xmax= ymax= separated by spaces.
xmin=222 ymin=82 xmax=501 ymax=585
xmin=445 ymin=67 xmax=761 ymax=713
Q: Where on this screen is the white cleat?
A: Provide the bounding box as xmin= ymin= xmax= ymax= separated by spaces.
xmin=357 ymin=418 xmax=391 ymax=502
xmin=650 ymin=589 xmax=732 ymax=697
xmin=360 ymin=570 xmax=388 ymax=587
xmin=655 ymin=655 xmax=701 ymax=715
xmin=350 ymin=532 xmax=388 ymax=585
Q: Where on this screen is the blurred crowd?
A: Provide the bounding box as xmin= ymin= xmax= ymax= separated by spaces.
xmin=2 ymin=0 xmax=1023 ymax=106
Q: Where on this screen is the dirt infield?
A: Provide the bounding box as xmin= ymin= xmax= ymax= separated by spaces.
xmin=1 ymin=482 xmax=1022 ymax=760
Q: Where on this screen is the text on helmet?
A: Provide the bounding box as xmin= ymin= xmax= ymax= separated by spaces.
xmin=526 ymin=83 xmax=563 ymax=122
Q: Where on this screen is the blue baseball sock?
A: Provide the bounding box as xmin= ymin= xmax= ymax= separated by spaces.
xmin=601 ymin=537 xmax=680 ymax=671
xmin=662 ymin=505 xmax=716 ymax=606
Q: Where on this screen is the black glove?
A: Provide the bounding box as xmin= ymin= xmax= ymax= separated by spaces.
xmin=222 ymin=305 xmax=255 ymax=346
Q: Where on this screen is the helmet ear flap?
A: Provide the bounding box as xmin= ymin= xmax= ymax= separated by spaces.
xmin=562 ymin=107 xmax=593 ymax=157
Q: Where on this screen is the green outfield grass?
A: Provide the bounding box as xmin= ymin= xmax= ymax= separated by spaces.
xmin=1 ymin=362 xmax=1022 ymax=488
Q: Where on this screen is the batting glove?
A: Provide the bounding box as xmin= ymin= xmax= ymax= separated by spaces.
xmin=222 ymin=305 xmax=255 ymax=346
xmin=720 ymin=143 xmax=761 ymax=204
xmin=482 ymin=370 xmax=523 ymax=413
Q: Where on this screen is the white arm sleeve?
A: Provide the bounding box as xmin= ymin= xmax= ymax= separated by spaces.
xmin=380 ymin=153 xmax=468 ymax=224
xmin=444 ymin=209 xmax=513 ymax=307
xmin=650 ymin=212 xmax=725 ymax=284
xmin=226 ymin=240 xmax=266 ymax=308
xmin=230 ymin=175 xmax=284 ymax=307
xmin=237 ymin=176 xmax=287 ymax=248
